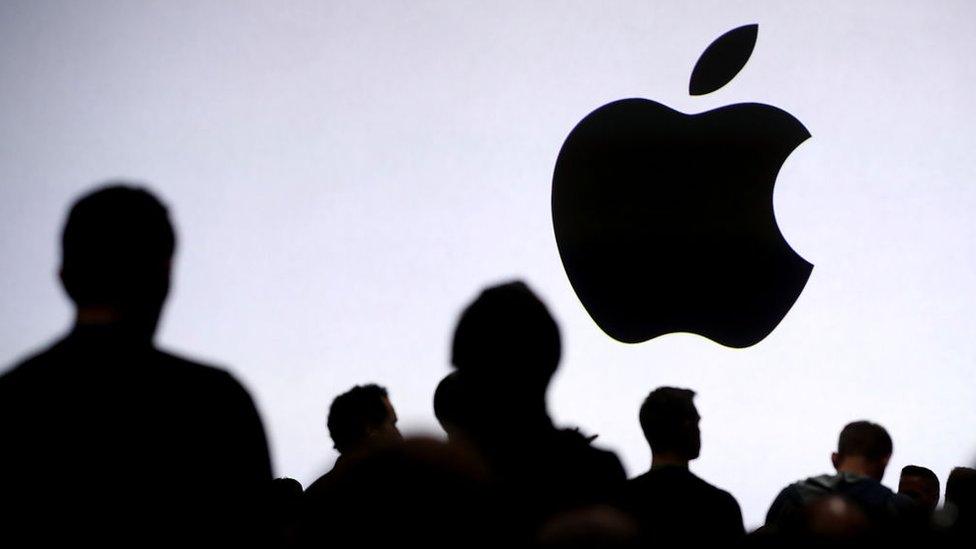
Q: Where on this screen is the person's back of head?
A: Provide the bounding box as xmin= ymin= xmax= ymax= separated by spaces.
xmin=946 ymin=467 xmax=976 ymax=510
xmin=638 ymin=387 xmax=701 ymax=463
xmin=60 ymin=183 xmax=175 ymax=336
xmin=898 ymin=465 xmax=940 ymax=513
xmin=434 ymin=371 xmax=474 ymax=441
xmin=327 ymin=384 xmax=401 ymax=455
xmin=451 ymin=281 xmax=561 ymax=396
xmin=831 ymin=421 xmax=892 ymax=481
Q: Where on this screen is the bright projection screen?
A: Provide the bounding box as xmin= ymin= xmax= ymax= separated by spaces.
xmin=2 ymin=1 xmax=974 ymax=528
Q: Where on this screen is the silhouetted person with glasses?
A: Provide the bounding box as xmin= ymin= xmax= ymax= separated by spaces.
xmin=619 ymin=387 xmax=744 ymax=547
xmin=447 ymin=280 xmax=626 ymax=537
xmin=0 ymin=184 xmax=272 ymax=545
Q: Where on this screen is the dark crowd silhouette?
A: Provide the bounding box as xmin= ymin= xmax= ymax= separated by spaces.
xmin=1 ymin=184 xmax=974 ymax=548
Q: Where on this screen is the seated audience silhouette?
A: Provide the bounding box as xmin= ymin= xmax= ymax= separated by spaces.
xmin=0 ymin=184 xmax=272 ymax=545
xmin=899 ymin=465 xmax=940 ymax=515
xmin=618 ymin=387 xmax=744 ymax=547
xmin=765 ymin=420 xmax=908 ymax=531
xmin=447 ymin=280 xmax=626 ymax=533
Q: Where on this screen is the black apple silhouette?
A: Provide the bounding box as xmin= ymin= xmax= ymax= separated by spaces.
xmin=552 ymin=24 xmax=812 ymax=348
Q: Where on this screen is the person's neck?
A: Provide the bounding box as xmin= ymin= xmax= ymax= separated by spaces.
xmin=835 ymin=456 xmax=882 ymax=481
xmin=73 ymin=307 xmax=157 ymax=344
xmin=651 ymin=453 xmax=690 ymax=469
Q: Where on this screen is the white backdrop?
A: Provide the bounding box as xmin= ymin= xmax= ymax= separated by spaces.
xmin=2 ymin=1 xmax=974 ymax=528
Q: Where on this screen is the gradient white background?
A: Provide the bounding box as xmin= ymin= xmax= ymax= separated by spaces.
xmin=2 ymin=1 xmax=974 ymax=528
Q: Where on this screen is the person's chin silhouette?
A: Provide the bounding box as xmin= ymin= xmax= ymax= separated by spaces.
xmin=0 ymin=184 xmax=273 ymax=546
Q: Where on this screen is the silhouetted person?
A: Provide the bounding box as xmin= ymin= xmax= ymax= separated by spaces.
xmin=301 ymin=384 xmax=404 ymax=543
xmin=899 ymin=465 xmax=940 ymax=515
xmin=0 ymin=184 xmax=272 ymax=545
xmin=945 ymin=467 xmax=976 ymax=546
xmin=300 ymin=437 xmax=501 ymax=548
xmin=266 ymin=477 xmax=304 ymax=549
xmin=306 ymin=384 xmax=402 ymax=490
xmin=448 ymin=281 xmax=627 ymax=536
xmin=619 ymin=387 xmax=744 ymax=547
xmin=765 ymin=420 xmax=909 ymax=532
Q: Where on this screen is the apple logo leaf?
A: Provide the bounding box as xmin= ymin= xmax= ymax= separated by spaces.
xmin=689 ymin=24 xmax=758 ymax=96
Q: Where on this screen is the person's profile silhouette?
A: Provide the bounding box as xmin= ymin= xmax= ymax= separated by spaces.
xmin=0 ymin=184 xmax=273 ymax=545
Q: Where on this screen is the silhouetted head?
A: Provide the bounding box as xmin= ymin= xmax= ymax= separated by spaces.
xmin=434 ymin=371 xmax=471 ymax=441
xmin=638 ymin=387 xmax=701 ymax=464
xmin=327 ymin=384 xmax=402 ymax=455
xmin=899 ymin=465 xmax=940 ymax=513
xmin=60 ymin=184 xmax=175 ymax=337
xmin=830 ymin=421 xmax=892 ymax=481
xmin=451 ymin=281 xmax=561 ymax=398
xmin=946 ymin=467 xmax=976 ymax=510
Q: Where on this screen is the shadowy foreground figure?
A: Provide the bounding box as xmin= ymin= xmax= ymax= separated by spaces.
xmin=300 ymin=436 xmax=499 ymax=548
xmin=445 ymin=280 xmax=627 ymax=536
xmin=944 ymin=467 xmax=976 ymax=546
xmin=0 ymin=185 xmax=272 ymax=545
xmin=619 ymin=387 xmax=745 ymax=547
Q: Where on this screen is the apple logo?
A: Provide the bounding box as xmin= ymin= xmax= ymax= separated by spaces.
xmin=552 ymin=24 xmax=812 ymax=348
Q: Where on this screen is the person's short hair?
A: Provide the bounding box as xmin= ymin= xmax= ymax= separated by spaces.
xmin=327 ymin=384 xmax=392 ymax=454
xmin=836 ymin=421 xmax=892 ymax=461
xmin=946 ymin=467 xmax=976 ymax=508
xmin=638 ymin=387 xmax=698 ymax=455
xmin=61 ymin=184 xmax=175 ymax=306
xmin=450 ymin=281 xmax=561 ymax=390
xmin=901 ymin=465 xmax=938 ymax=486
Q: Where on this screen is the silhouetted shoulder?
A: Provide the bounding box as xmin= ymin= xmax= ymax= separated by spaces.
xmin=555 ymin=427 xmax=627 ymax=481
xmin=152 ymin=347 xmax=256 ymax=393
xmin=623 ymin=468 xmax=744 ymax=544
xmin=0 ymin=337 xmax=71 ymax=385
xmin=0 ymin=335 xmax=272 ymax=545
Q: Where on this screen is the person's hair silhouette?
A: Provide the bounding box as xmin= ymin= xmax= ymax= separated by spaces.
xmin=0 ymin=183 xmax=272 ymax=546
xmin=946 ymin=466 xmax=976 ymax=541
xmin=327 ymin=383 xmax=402 ymax=455
xmin=832 ymin=421 xmax=893 ymax=480
xmin=451 ymin=280 xmax=561 ymax=394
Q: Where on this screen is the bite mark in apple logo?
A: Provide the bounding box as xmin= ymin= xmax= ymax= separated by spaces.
xmin=552 ymin=24 xmax=812 ymax=348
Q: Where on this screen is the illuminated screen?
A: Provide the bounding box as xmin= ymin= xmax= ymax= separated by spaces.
xmin=2 ymin=1 xmax=974 ymax=527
